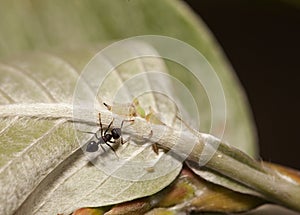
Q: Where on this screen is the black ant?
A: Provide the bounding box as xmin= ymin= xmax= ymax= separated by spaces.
xmin=85 ymin=113 xmax=133 ymax=154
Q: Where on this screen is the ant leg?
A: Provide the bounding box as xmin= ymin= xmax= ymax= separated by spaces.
xmin=78 ymin=130 xmax=101 ymax=140
xmin=95 ymin=132 xmax=101 ymax=140
xmin=139 ymin=130 xmax=158 ymax=155
xmin=78 ymin=130 xmax=94 ymax=135
xmin=105 ymin=119 xmax=114 ymax=135
xmin=105 ymin=142 xmax=119 ymax=158
xmin=121 ymin=136 xmax=131 ymax=145
xmin=98 ymin=113 xmax=104 ymax=136
xmin=99 ymin=112 xmax=114 ymax=136
xmin=120 ymin=119 xmax=135 ymax=129
xmin=116 ymin=119 xmax=134 ymax=144
xmin=98 ymin=143 xmax=106 ymax=152
xmin=152 ymin=143 xmax=159 ymax=155
xmin=103 ymin=102 xmax=124 ymax=129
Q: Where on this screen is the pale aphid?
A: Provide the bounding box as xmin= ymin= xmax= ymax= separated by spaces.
xmin=104 ymin=99 xmax=165 ymax=155
xmin=103 ymin=102 xmax=137 ymax=117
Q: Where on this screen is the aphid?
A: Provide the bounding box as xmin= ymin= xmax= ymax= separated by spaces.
xmin=103 ymin=102 xmax=137 ymax=117
xmin=104 ymin=100 xmax=162 ymax=155
xmin=85 ymin=113 xmax=133 ymax=153
xmin=145 ymin=166 xmax=155 ymax=173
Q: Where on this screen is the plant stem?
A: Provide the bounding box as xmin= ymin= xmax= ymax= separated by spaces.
xmin=193 ymin=146 xmax=300 ymax=211
xmin=161 ymin=131 xmax=300 ymax=212
xmin=1 ymin=103 xmax=299 ymax=212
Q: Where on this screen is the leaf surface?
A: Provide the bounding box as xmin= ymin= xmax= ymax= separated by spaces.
xmin=0 ymin=0 xmax=260 ymax=214
xmin=0 ymin=0 xmax=257 ymax=155
xmin=0 ymin=48 xmax=182 ymax=215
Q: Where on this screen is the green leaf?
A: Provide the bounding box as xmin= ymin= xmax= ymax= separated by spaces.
xmin=0 ymin=47 xmax=184 ymax=215
xmin=0 ymin=0 xmax=257 ymax=155
xmin=187 ymin=163 xmax=262 ymax=197
xmin=0 ymin=0 xmax=261 ymax=214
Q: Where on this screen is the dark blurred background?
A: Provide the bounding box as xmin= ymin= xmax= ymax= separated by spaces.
xmin=184 ymin=0 xmax=300 ymax=169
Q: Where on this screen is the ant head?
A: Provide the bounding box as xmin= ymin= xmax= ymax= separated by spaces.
xmin=111 ymin=128 xmax=121 ymax=139
xmin=86 ymin=141 xmax=98 ymax=152
xmin=103 ymin=133 xmax=112 ymax=141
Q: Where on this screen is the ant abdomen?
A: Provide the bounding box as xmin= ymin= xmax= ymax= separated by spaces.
xmin=86 ymin=141 xmax=99 ymax=152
